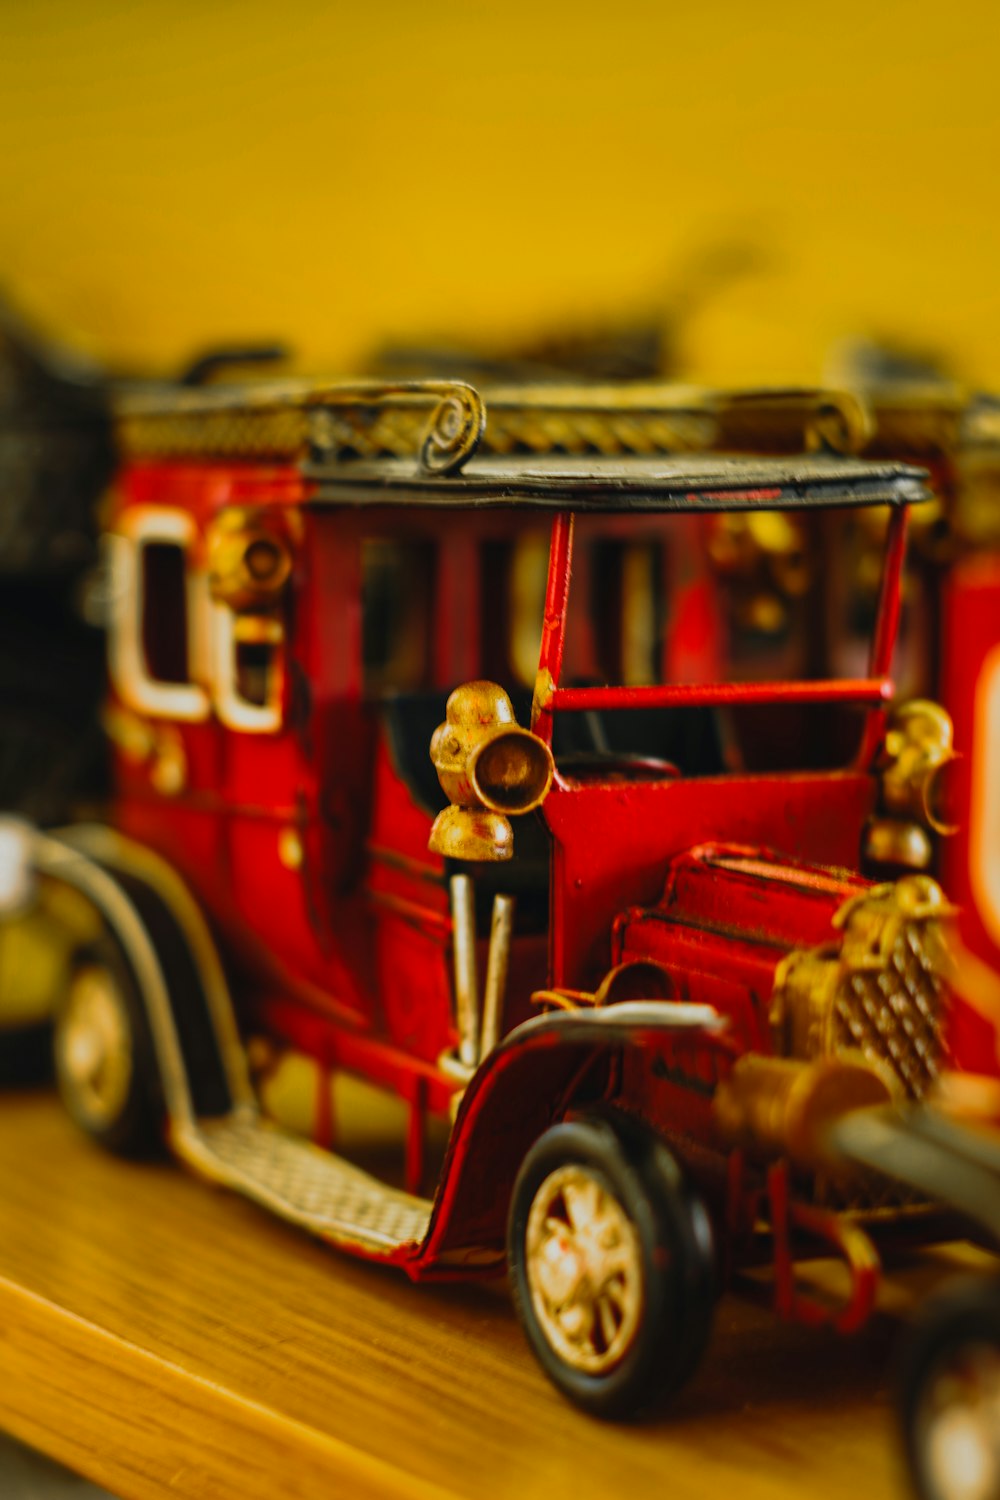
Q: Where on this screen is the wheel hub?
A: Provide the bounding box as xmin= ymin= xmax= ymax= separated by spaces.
xmin=59 ymin=964 xmax=133 ymax=1129
xmin=525 ymin=1163 xmax=644 ymax=1375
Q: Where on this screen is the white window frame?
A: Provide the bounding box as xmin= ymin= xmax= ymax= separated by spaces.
xmin=211 ymin=602 xmax=285 ymax=734
xmin=108 ymin=507 xmax=210 ymax=722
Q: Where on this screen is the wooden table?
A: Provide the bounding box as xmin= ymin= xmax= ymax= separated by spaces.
xmin=0 ymin=1089 xmax=984 ymax=1500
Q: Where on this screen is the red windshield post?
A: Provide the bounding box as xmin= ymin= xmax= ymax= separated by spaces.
xmin=856 ymin=503 xmax=909 ymax=766
xmin=869 ymin=504 xmax=909 ymax=680
xmin=531 ymin=511 xmax=574 ymax=743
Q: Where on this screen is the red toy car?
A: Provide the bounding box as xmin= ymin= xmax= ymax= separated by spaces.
xmin=0 ymin=378 xmax=961 ymax=1417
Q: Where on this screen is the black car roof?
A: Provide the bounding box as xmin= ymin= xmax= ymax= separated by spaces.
xmin=307 ymin=451 xmax=928 ymax=513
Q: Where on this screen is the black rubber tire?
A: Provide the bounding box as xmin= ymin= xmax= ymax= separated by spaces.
xmin=897 ymin=1275 xmax=1000 ymax=1500
xmin=53 ymin=937 xmax=163 ymax=1158
xmin=507 ymin=1114 xmax=715 ymax=1420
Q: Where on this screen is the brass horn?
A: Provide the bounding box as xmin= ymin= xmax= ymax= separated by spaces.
xmin=429 ymin=682 xmax=554 ymax=861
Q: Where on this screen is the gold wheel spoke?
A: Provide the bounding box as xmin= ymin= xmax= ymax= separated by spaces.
xmin=590 ymin=1203 xmax=622 ymax=1246
xmin=562 ymin=1176 xmax=600 ymax=1234
xmin=555 ymin=1288 xmax=596 ymax=1344
xmin=596 ymin=1293 xmax=620 ymax=1351
xmin=593 ymin=1249 xmax=634 ymax=1291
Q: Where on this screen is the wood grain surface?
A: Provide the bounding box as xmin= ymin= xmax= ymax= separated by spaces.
xmin=0 ymin=1089 xmax=988 ymax=1500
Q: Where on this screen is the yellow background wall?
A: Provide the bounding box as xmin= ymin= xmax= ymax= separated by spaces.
xmin=1 ymin=0 xmax=998 ymax=384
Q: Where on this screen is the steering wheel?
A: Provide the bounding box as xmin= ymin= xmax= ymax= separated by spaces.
xmin=555 ymin=750 xmax=680 ymax=781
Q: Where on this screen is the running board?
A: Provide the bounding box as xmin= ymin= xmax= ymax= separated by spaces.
xmin=172 ymin=1111 xmax=433 ymax=1257
xmin=19 ymin=825 xmax=436 ymax=1261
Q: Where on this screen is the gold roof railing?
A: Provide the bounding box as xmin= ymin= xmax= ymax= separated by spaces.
xmin=114 ymin=379 xmax=874 ymax=469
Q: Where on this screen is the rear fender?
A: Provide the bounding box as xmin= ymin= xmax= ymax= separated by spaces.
xmin=1 ymin=821 xmax=250 ymax=1127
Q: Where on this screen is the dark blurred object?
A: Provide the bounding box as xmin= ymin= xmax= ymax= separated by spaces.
xmin=0 ymin=301 xmax=293 ymax=826
xmin=0 ymin=1429 xmax=115 ymax=1498
xmin=372 ymin=327 xmax=666 ymax=385
xmin=0 ymin=297 xmax=115 ymax=823
xmin=371 ymin=238 xmax=770 ymax=383
xmin=826 ymin=336 xmax=958 ymax=393
xmin=0 ymin=1022 xmax=52 ymax=1086
xmin=179 ymin=343 xmax=291 ymax=386
xmin=0 ymin=296 xmax=113 ymax=579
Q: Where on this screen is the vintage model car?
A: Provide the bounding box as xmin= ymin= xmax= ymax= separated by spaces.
xmin=0 ymin=378 xmax=961 ymax=1417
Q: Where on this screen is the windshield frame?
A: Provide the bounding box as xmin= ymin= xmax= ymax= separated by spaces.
xmin=529 ymin=505 xmax=908 ymax=771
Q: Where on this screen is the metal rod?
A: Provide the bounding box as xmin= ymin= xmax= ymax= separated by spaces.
xmin=480 ymin=894 xmax=515 ymax=1060
xmin=551 ymin=676 xmax=893 ymax=712
xmin=532 ymin=510 xmax=574 ymax=741
xmin=869 ymin=504 xmax=909 ymax=680
xmin=450 ymin=874 xmax=479 ymax=1067
xmin=856 ymin=504 xmax=910 ymax=768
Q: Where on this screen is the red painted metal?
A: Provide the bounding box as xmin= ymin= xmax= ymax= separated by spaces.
xmin=550 ymin=678 xmax=893 ymax=711
xmin=532 ymin=510 xmax=573 ymax=742
xmin=767 ymin=1161 xmax=881 ymax=1335
xmin=544 ymin=775 xmax=876 ymax=990
xmin=869 ymin=505 xmax=909 ymax=679
xmin=938 ymin=553 xmax=1000 ymax=1071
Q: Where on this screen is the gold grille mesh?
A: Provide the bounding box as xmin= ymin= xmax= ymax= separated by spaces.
xmin=832 ymin=919 xmax=947 ymax=1100
xmin=771 ymin=875 xmax=954 ymax=1214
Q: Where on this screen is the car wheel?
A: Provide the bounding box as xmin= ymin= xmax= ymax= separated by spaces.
xmin=507 ymin=1115 xmax=715 ymax=1419
xmin=53 ymin=939 xmax=161 ymax=1156
xmin=898 ymin=1276 xmax=1000 ymax=1500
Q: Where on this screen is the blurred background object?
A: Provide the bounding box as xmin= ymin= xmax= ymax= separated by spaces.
xmin=0 ymin=300 xmax=111 ymax=827
xmin=0 ymin=0 xmax=999 ymax=387
xmin=0 ymin=1431 xmax=113 ymax=1498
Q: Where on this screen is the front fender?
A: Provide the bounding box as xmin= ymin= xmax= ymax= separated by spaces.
xmin=414 ymin=1003 xmax=726 ymax=1271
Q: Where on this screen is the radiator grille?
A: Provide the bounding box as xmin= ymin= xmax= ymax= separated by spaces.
xmin=833 ymin=917 xmax=948 ymax=1101
xmin=771 ymin=875 xmax=954 ymax=1214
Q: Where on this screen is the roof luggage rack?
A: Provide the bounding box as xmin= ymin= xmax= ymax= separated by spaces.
xmin=114 ymin=379 xmax=873 ymax=468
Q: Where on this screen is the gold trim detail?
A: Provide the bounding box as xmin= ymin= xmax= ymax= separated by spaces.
xmin=102 ymin=705 xmax=189 ymax=796
xmin=277 ymin=827 xmax=304 ymax=871
xmin=879 ymin=700 xmax=958 ymax=836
